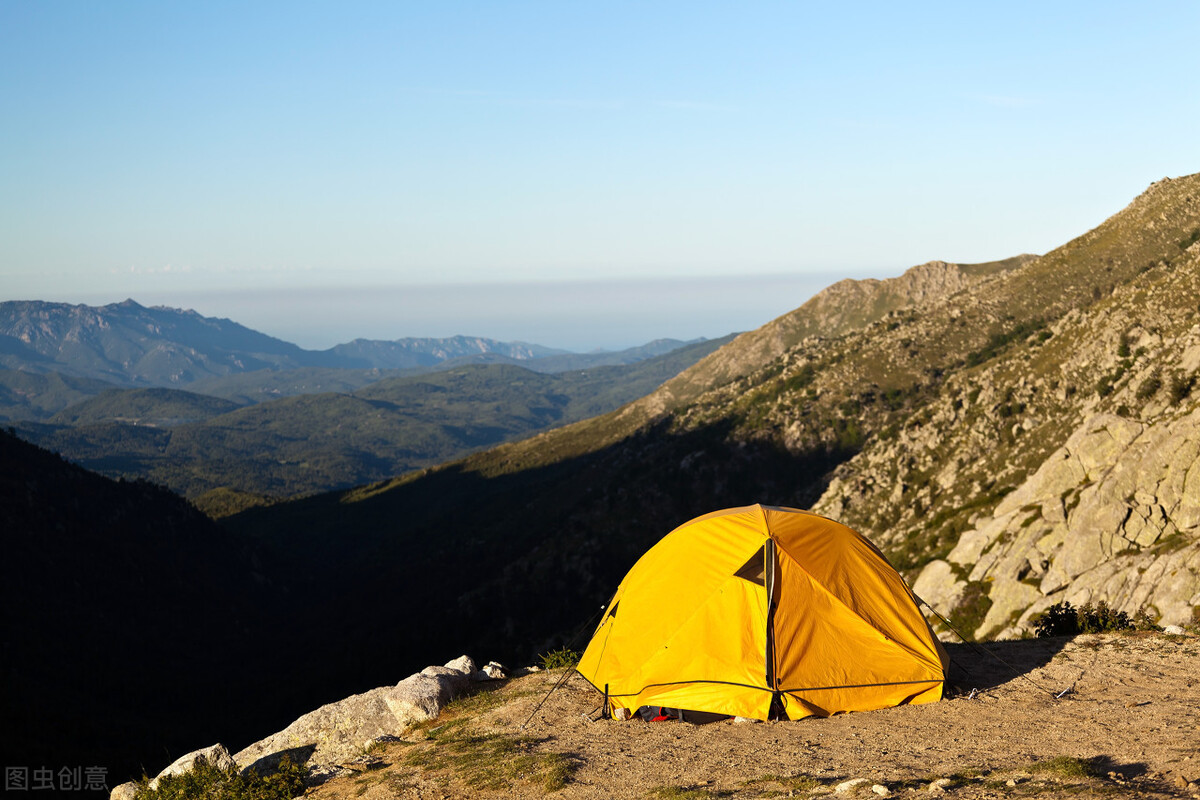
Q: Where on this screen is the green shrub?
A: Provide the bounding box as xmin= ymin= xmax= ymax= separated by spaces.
xmin=1135 ymin=370 xmax=1162 ymax=400
xmin=1117 ymin=332 xmax=1131 ymax=358
xmin=134 ymin=755 xmax=306 ymax=800
xmin=965 ymin=319 xmax=1046 ymax=367
xmin=538 ymin=647 xmax=580 ymax=670
xmin=1168 ymin=372 xmax=1194 ymax=404
xmin=1177 ymin=226 xmax=1200 ymax=251
xmin=1034 ymin=600 xmax=1158 ymax=637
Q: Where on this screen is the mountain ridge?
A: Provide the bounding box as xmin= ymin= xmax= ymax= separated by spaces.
xmin=0 ymin=298 xmax=709 ymax=396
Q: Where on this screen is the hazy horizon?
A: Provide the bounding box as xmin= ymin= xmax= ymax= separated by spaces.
xmin=43 ymin=271 xmax=868 ymax=353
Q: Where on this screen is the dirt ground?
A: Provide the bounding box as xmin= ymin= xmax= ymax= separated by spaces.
xmin=307 ymin=632 xmax=1200 ymax=799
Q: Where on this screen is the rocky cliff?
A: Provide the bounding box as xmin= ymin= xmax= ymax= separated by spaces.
xmin=804 ymin=176 xmax=1200 ymax=636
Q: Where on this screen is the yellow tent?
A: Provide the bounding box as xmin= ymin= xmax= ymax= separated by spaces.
xmin=576 ymin=504 xmax=948 ymax=721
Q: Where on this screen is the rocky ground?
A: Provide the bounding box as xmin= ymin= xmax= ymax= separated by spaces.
xmin=304 ymin=632 xmax=1200 ymax=799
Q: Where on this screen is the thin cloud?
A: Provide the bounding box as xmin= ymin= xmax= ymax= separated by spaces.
xmin=656 ymin=100 xmax=739 ymax=113
xmin=969 ymin=93 xmax=1041 ymax=109
xmin=110 ymin=264 xmax=193 ymax=276
xmin=396 ymin=86 xmax=625 ymax=111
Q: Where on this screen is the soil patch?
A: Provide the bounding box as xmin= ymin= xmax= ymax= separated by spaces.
xmin=306 ymin=632 xmax=1200 ymax=799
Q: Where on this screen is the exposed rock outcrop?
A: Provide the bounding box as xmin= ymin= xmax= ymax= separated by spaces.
xmin=805 ymin=174 xmax=1200 ymax=639
xmin=637 ymin=256 xmax=1033 ymax=417
xmin=111 ymin=655 xmax=491 ymax=798
xmin=233 ymin=656 xmax=475 ymax=772
xmin=109 ymin=744 xmax=237 ymax=799
xmin=933 ymin=410 xmax=1200 ymax=637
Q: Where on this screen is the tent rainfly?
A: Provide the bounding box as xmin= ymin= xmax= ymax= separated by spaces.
xmin=576 ymin=504 xmax=948 ymax=721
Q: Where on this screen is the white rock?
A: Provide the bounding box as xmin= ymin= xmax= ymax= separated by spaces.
xmin=871 ymin=784 xmax=891 ymax=796
xmin=912 ymin=559 xmax=966 ymax=614
xmin=1164 ymin=624 xmax=1186 ymax=635
xmin=443 ymin=655 xmax=476 ymax=675
xmin=152 ymin=743 xmax=235 ymax=788
xmin=733 ymin=716 xmax=762 ymax=723
xmin=110 ymin=782 xmax=140 ymax=800
xmin=236 ymin=663 xmax=471 ymax=771
xmin=834 ymin=777 xmax=869 ymax=793
xmin=512 ymin=665 xmax=542 ymax=675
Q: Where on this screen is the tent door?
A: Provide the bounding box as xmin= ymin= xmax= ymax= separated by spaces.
xmin=763 ymin=538 xmax=779 ymax=696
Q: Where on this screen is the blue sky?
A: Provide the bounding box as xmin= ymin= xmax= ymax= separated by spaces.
xmin=2 ymin=2 xmax=1198 ymax=349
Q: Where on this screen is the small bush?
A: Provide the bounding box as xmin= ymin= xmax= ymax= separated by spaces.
xmin=1034 ymin=600 xmax=1156 ymax=638
xmin=1178 ymin=226 xmax=1200 ymax=251
xmin=134 ymin=755 xmax=306 ymax=800
xmin=1135 ymin=370 xmax=1162 ymax=400
xmin=1168 ymin=372 xmax=1194 ymax=404
xmin=965 ymin=319 xmax=1046 ymax=367
xmin=538 ymin=647 xmax=580 ymax=670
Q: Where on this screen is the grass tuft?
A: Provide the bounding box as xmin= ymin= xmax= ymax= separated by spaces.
xmin=405 ymin=724 xmax=577 ymax=793
xmin=1026 ymin=756 xmax=1096 ymax=779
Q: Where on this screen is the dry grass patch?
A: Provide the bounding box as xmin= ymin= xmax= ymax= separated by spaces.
xmin=403 ymin=718 xmax=577 ymax=793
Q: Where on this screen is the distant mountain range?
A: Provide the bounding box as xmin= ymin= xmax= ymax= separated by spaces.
xmin=1 ymin=298 xmax=731 ymax=506
xmin=0 ymin=297 xmax=711 ymax=417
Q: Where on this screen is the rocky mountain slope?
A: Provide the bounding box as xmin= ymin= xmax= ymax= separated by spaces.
xmin=638 ymin=255 xmax=1035 ymax=415
xmin=796 ymin=176 xmax=1200 ymax=637
xmin=0 ymin=298 xmax=319 ymax=385
xmin=225 ymin=173 xmax=1200 ymax=689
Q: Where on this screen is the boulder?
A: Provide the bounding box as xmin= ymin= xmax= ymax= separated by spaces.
xmin=835 ymin=777 xmax=870 ymax=793
xmin=150 ymin=744 xmax=235 ymax=789
xmin=236 ymin=656 xmax=476 ymax=771
xmin=109 ymin=783 xmax=139 ymax=800
xmin=475 ymin=660 xmax=507 ymax=680
xmin=385 ymin=668 xmax=466 ymax=724
xmin=443 ymin=654 xmax=476 ymax=676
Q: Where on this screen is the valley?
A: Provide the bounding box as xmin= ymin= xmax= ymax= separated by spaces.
xmin=3 ymin=173 xmax=1200 ymax=792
